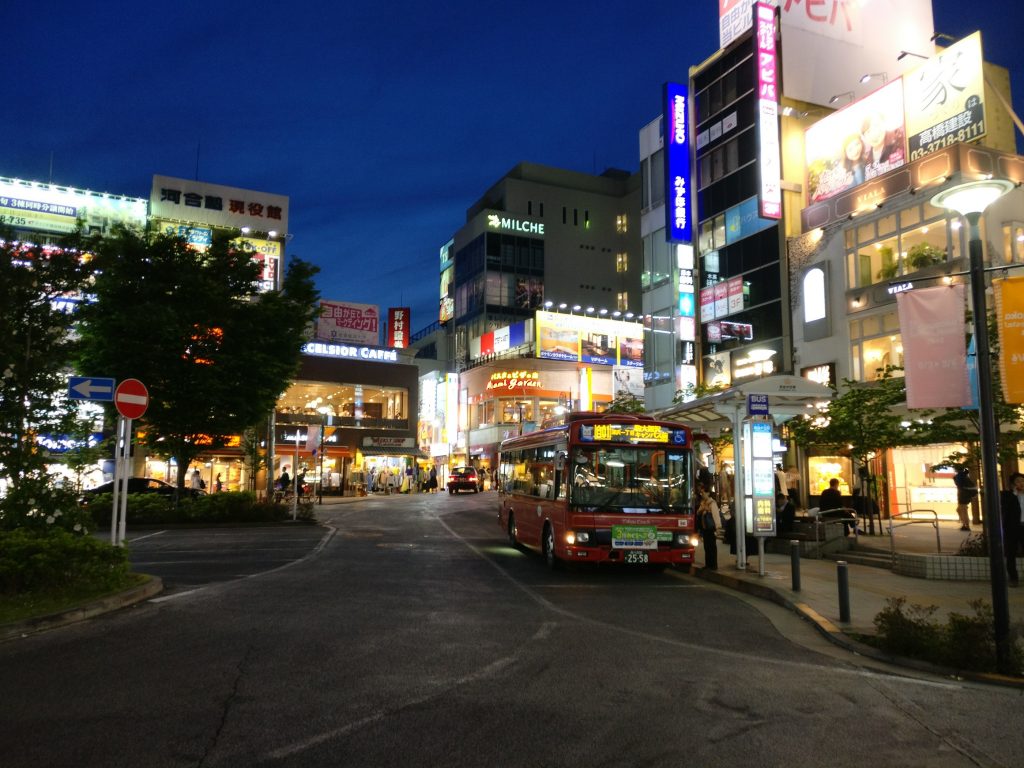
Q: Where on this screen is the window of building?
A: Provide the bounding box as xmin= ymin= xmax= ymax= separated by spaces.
xmin=616 ymin=252 xmax=628 ymax=273
xmin=650 ymin=148 xmax=665 ymax=209
xmin=847 ymin=204 xmax=959 ymax=287
xmin=617 ymin=292 xmax=628 ymax=312
xmin=1002 ymin=222 xmax=1024 ymax=264
xmin=850 ymin=311 xmax=903 ymax=381
xmin=616 ymin=215 xmax=628 ymax=234
xmin=584 ymin=210 xmax=590 ymax=229
xmin=642 ymin=232 xmax=671 ymax=290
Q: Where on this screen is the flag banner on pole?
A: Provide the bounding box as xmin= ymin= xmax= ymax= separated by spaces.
xmin=964 ymin=335 xmax=979 ymax=411
xmin=896 ymin=284 xmax=969 ymax=408
xmin=994 ymin=277 xmax=1024 ymax=404
xmin=305 ymin=425 xmax=321 ymax=452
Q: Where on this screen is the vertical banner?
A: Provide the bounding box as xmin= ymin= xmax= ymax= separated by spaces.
xmin=896 ymin=284 xmax=969 ymax=408
xmin=663 ymin=81 xmax=692 ymax=243
xmin=994 ymin=278 xmax=1024 ymax=404
xmin=754 ymin=2 xmax=782 ymax=219
xmin=387 ymin=307 xmax=410 ymax=348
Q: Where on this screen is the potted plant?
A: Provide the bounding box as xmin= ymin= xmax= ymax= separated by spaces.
xmin=906 ymin=242 xmax=946 ymax=270
xmin=876 ymin=245 xmax=898 ymax=281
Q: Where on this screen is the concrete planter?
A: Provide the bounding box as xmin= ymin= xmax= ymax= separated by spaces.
xmin=893 ymin=553 xmax=1022 ymax=581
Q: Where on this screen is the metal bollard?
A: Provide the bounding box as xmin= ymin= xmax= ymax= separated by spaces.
xmin=790 ymin=540 xmax=801 ymax=592
xmin=837 ymin=561 xmax=851 ymax=623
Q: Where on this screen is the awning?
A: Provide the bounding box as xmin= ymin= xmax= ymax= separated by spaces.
xmin=651 ymin=374 xmax=833 ymax=435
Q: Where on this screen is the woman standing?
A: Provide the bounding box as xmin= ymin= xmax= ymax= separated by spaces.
xmin=696 ymin=487 xmax=719 ymax=570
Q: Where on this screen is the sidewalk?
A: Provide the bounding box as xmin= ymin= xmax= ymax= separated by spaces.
xmin=694 ymin=522 xmax=1024 ymax=684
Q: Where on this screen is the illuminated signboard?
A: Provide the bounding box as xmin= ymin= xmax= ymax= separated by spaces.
xmin=388 ymin=307 xmax=410 ymax=348
xmin=0 ymin=176 xmax=147 ymax=235
xmin=301 ymin=342 xmax=398 ymax=362
xmin=904 ymin=32 xmax=986 ymax=161
xmin=719 ymin=0 xmax=752 ymax=49
xmin=150 ymin=175 xmax=289 ymax=233
xmin=486 ymin=370 xmax=541 ymax=392
xmin=316 ymin=300 xmax=380 ymax=346
xmin=663 ymin=81 xmax=692 ymax=243
xmin=478 ymin=322 xmax=527 ymax=356
xmin=535 ymin=310 xmax=643 ymax=368
xmin=755 ymin=3 xmax=782 ymax=219
xmin=486 ymin=212 xmax=544 ymax=236
xmin=578 ymin=422 xmax=689 ymax=446
xmin=805 ymin=79 xmax=907 ymax=203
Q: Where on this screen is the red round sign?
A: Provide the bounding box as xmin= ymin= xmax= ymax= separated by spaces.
xmin=114 ymin=378 xmax=149 ymax=419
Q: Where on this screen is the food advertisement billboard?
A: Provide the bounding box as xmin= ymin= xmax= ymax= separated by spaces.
xmin=535 ymin=311 xmax=643 ymax=368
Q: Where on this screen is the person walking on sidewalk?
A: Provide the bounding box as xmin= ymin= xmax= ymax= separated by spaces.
xmin=999 ymin=472 xmax=1024 ymax=587
xmin=696 ymin=487 xmax=719 ymax=570
xmin=954 ymin=466 xmax=977 ymax=531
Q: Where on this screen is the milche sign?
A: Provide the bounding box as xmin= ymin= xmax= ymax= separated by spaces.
xmin=486 ymin=213 xmax=545 ymax=236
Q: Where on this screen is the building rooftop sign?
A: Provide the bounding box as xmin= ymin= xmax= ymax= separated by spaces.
xmin=301 ymin=342 xmax=398 ymax=363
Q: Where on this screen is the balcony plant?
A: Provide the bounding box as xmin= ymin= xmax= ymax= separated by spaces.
xmin=875 ymin=245 xmax=898 ymax=281
xmin=906 ymin=242 xmax=946 ymax=271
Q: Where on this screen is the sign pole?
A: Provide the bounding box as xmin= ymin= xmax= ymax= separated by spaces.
xmin=110 ymin=415 xmax=123 ymax=544
xmin=118 ymin=417 xmax=133 ymax=545
xmin=292 ymin=431 xmax=300 ymax=521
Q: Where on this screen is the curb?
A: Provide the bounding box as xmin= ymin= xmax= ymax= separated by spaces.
xmin=693 ymin=565 xmax=1024 ymax=689
xmin=0 ymin=575 xmax=164 ymax=644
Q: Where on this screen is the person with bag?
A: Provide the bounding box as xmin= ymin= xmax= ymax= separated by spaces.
xmin=696 ymin=487 xmax=719 ymax=570
xmin=953 ymin=466 xmax=978 ymax=532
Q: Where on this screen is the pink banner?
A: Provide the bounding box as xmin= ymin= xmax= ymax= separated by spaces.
xmin=896 ymin=285 xmax=969 ymax=408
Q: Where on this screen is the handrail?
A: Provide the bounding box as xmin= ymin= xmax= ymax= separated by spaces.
xmin=808 ymin=507 xmax=857 ymax=555
xmin=887 ymin=508 xmax=941 ymax=557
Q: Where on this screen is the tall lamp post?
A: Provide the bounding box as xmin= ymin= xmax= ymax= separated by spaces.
xmin=931 ymin=178 xmax=1015 ymax=673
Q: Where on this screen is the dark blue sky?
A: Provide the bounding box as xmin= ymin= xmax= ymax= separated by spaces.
xmin=4 ymin=1 xmax=1020 ymax=333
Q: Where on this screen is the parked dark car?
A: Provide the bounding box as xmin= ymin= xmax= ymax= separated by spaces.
xmin=447 ymin=466 xmax=482 ymax=494
xmin=81 ymin=477 xmax=204 ymax=499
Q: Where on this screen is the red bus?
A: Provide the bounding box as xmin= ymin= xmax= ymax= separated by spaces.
xmin=497 ymin=412 xmax=698 ymax=569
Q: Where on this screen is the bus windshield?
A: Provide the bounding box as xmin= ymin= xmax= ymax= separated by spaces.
xmin=569 ymin=445 xmax=691 ymax=513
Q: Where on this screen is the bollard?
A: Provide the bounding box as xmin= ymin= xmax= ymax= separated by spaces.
xmin=837 ymin=561 xmax=851 ymax=623
xmin=790 ymin=540 xmax=801 ymax=592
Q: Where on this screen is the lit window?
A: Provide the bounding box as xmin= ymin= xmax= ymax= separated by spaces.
xmin=616 ymin=253 xmax=628 ymax=272
xmin=803 ymin=268 xmax=826 ymax=322
xmin=617 ymin=292 xmax=628 ymax=311
xmin=616 ymin=215 xmax=628 ymax=234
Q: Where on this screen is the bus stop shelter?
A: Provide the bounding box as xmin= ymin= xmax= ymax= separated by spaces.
xmin=652 ymin=375 xmax=834 ymax=571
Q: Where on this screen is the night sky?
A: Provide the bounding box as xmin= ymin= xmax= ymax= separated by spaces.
xmin=4 ymin=1 xmax=1020 ymax=334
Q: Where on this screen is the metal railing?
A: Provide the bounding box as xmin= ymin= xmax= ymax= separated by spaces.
xmin=887 ymin=508 xmax=941 ymax=558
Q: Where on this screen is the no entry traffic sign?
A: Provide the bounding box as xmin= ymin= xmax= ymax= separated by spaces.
xmin=114 ymin=378 xmax=149 ymax=419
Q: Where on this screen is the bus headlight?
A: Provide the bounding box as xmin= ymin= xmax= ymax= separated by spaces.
xmin=681 ymin=534 xmax=700 ymax=547
xmin=567 ymin=531 xmax=590 ymax=545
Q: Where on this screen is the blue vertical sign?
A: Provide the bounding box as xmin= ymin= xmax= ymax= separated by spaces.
xmin=663 ymin=81 xmax=691 ymax=244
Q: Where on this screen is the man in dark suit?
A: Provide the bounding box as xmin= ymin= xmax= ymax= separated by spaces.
xmin=999 ymin=472 xmax=1024 ymax=587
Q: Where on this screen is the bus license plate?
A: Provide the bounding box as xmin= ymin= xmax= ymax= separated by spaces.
xmin=623 ymin=551 xmax=649 ymax=564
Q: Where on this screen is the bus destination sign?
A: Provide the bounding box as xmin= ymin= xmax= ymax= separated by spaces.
xmin=581 ymin=423 xmax=689 ymax=445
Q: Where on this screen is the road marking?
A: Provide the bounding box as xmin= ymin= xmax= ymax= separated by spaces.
xmin=127 ymin=530 xmax=167 ymax=543
xmin=150 ymin=588 xmax=204 ymax=603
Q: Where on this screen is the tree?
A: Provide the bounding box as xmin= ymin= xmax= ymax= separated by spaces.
xmin=605 ymin=391 xmax=646 ymax=414
xmin=0 ymin=233 xmax=90 ymax=528
xmin=74 ymin=226 xmax=320 ymax=492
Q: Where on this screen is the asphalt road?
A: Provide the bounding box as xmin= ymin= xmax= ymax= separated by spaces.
xmin=1 ymin=493 xmax=1022 ymax=767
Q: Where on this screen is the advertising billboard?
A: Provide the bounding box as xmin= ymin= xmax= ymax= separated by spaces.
xmin=904 ymin=32 xmax=986 ymax=161
xmin=150 ymin=175 xmax=289 ymax=234
xmin=387 ymin=307 xmax=410 ymax=348
xmin=663 ymin=81 xmax=692 ymax=243
xmin=535 ymin=311 xmax=644 ymax=368
xmin=755 ymin=3 xmax=782 ymax=219
xmin=316 ymin=300 xmax=380 ymax=346
xmin=805 ymin=78 xmax=906 ymax=203
xmin=0 ymin=176 xmax=147 ymax=235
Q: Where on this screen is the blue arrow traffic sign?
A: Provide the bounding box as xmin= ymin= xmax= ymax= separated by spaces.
xmin=68 ymin=376 xmax=115 ymax=401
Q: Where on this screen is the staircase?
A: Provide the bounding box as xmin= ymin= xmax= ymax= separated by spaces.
xmin=826 ymin=542 xmax=893 ymax=570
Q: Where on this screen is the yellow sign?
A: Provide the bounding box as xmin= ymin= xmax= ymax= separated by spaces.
xmin=486 ymin=370 xmax=541 ymax=391
xmin=995 ymin=277 xmax=1024 ymax=403
xmin=592 ymin=424 xmax=669 ymax=443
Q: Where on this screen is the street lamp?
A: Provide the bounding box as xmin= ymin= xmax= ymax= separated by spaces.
xmin=931 ymin=178 xmax=1015 ymax=672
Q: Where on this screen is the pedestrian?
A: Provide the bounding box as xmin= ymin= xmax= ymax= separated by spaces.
xmin=953 ymin=466 xmax=978 ymax=531
xmin=214 ymin=473 xmax=223 ymax=493
xmin=819 ymin=477 xmax=842 ymax=510
xmin=277 ymin=465 xmax=291 ymax=493
xmin=190 ymin=468 xmax=203 ymax=491
xmin=696 ymin=487 xmax=719 ymax=570
xmin=774 ymin=463 xmax=787 ymax=496
xmin=428 ymin=466 xmax=438 ymax=493
xmin=999 ymin=472 xmax=1024 ymax=587
xmin=775 ymin=493 xmax=796 ymax=537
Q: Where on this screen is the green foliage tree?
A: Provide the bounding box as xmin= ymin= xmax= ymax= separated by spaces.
xmin=787 ymin=366 xmax=926 ymax=501
xmin=0 ymin=232 xmax=90 ymax=529
xmin=74 ymin=226 xmax=320 ymax=492
xmin=605 ymin=391 xmax=646 ymax=414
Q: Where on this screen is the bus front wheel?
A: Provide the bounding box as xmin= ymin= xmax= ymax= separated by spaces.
xmin=542 ymin=524 xmax=559 ymax=570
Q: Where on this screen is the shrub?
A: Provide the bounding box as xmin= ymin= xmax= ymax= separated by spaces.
xmin=85 ymin=491 xmax=303 ymax=526
xmin=0 ymin=528 xmax=130 ymax=596
xmin=872 ymin=596 xmax=1023 ymax=675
